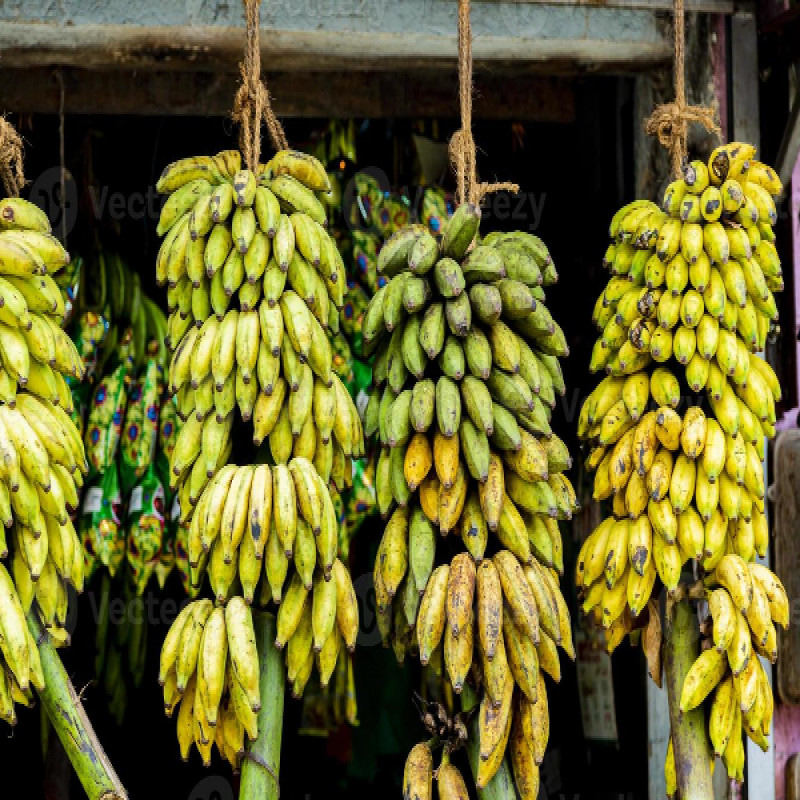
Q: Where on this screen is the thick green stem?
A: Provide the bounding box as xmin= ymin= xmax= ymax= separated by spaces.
xmin=461 ymin=685 xmax=516 ymax=800
xmin=27 ymin=612 xmax=127 ymax=800
xmin=239 ymin=611 xmax=284 ymax=800
xmin=664 ymin=598 xmax=714 ymax=800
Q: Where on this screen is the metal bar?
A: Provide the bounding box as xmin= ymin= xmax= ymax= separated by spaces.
xmin=775 ymin=82 xmax=800 ymax=194
xmin=730 ymin=10 xmax=761 ymax=151
xmin=647 ymin=676 xmax=670 ymax=800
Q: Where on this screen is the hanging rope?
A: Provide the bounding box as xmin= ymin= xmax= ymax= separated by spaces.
xmin=644 ymin=0 xmax=719 ymax=178
xmin=232 ymin=0 xmax=288 ymax=172
xmin=0 ymin=117 xmax=25 ymax=197
xmin=56 ymin=70 xmax=68 ymax=245
xmin=450 ymin=0 xmax=518 ymax=206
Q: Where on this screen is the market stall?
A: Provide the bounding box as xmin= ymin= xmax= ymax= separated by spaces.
xmin=0 ymin=0 xmax=796 ymax=799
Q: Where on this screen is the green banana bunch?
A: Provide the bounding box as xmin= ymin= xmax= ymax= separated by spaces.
xmin=362 ymin=201 xmax=575 ymax=798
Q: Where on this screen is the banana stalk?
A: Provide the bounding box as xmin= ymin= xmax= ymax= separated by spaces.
xmin=239 ymin=611 xmax=284 ymax=800
xmin=27 ymin=611 xmax=127 ymax=800
xmin=462 ymin=685 xmax=516 ymax=800
xmin=664 ymin=598 xmax=714 ymax=800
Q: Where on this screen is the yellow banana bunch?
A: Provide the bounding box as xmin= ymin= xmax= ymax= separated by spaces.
xmin=157 ymin=150 xmax=354 ymax=503
xmin=675 ymin=557 xmax=788 ymax=777
xmin=162 ymin=455 xmax=359 ymax=757
xmin=156 ymin=148 xmax=363 ymax=771
xmin=579 ymin=142 xmax=785 ymax=789
xmin=0 ymin=195 xmax=89 ymax=727
xmin=362 ymin=206 xmax=574 ymax=799
xmin=0 ymin=560 xmax=47 ymax=726
xmin=591 ymin=144 xmax=782 ymax=401
xmin=160 ymin=596 xmax=265 ymax=769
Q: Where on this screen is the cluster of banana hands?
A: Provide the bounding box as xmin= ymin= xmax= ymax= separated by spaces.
xmin=578 ymin=142 xmax=787 ymax=789
xmin=356 ymin=201 xmax=574 ymax=800
xmin=0 ymin=197 xmax=87 ymax=726
xmin=154 ymin=148 xmax=363 ymax=770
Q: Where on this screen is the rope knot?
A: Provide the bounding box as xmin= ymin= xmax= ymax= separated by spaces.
xmin=449 ymin=0 xmax=519 ymax=208
xmin=644 ymin=0 xmax=720 ymax=178
xmin=644 ymin=101 xmax=720 ymax=179
xmin=232 ymin=0 xmax=288 ymax=172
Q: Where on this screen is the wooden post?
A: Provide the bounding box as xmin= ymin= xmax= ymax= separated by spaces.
xmin=28 ymin=612 xmax=127 ymax=800
xmin=239 ymin=611 xmax=283 ymax=800
xmin=664 ymin=598 xmax=714 ymax=800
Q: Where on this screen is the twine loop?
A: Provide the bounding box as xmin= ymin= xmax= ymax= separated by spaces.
xmin=450 ymin=0 xmax=518 ymax=206
xmin=645 ymin=101 xmax=719 ymax=179
xmin=232 ymin=0 xmax=288 ymax=171
xmin=0 ymin=117 xmax=24 ymax=197
xmin=643 ymin=0 xmax=719 ymax=177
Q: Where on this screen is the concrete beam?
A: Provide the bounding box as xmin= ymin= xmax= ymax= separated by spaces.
xmin=0 ymin=1 xmax=679 ymax=73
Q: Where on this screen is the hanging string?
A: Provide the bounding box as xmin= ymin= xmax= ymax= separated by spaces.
xmin=644 ymin=0 xmax=719 ymax=178
xmin=449 ymin=0 xmax=518 ymax=206
xmin=56 ymin=70 xmax=68 ymax=246
xmin=232 ymin=0 xmax=288 ymax=172
xmin=0 ymin=117 xmax=25 ymax=197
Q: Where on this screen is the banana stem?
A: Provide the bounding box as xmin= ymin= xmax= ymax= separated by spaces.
xmin=27 ymin=612 xmax=128 ymax=800
xmin=461 ymin=686 xmax=516 ymax=800
xmin=664 ymin=597 xmax=714 ymax=800
xmin=239 ymin=611 xmax=284 ymax=800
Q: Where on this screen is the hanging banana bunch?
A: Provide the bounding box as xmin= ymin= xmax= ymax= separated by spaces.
xmin=155 ymin=149 xmax=363 ymax=515
xmin=155 ymin=148 xmax=362 ymax=771
xmin=360 ymin=201 xmax=575 ymax=799
xmin=0 ymin=195 xmax=88 ymax=726
xmin=577 ymin=142 xmax=786 ymax=787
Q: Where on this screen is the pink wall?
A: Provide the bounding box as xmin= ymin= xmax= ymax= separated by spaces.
xmin=712 ymin=15 xmax=728 ymax=145
xmin=775 ymin=704 xmax=800 ymax=800
xmin=794 ymin=156 xmax=800 ymax=402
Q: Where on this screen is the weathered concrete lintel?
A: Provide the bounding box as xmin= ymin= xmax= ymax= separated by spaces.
xmin=0 ymin=0 xmax=739 ymax=29
xmin=0 ymin=20 xmax=674 ymax=72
